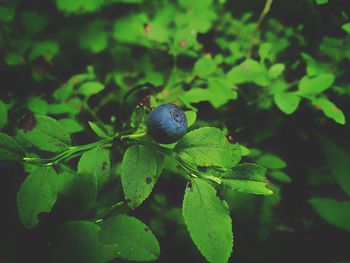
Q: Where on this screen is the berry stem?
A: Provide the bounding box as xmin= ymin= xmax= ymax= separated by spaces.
xmin=120 ymin=131 xmax=147 ymax=140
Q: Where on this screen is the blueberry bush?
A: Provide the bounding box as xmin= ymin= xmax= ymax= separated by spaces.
xmin=1 ymin=0 xmax=350 ymax=262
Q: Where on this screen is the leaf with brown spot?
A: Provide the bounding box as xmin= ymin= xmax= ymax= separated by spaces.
xmin=78 ymin=147 xmax=110 ymax=189
xmin=182 ymin=178 xmax=233 ymax=263
xmin=18 ymin=114 xmax=71 ymax=152
xmin=121 ymin=145 xmax=164 ymax=209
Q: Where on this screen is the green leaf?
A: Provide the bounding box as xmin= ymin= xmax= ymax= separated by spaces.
xmin=18 ymin=114 xmax=71 ymax=152
xmin=27 ymin=97 xmax=49 ymax=115
xmin=270 ymin=171 xmax=292 ymax=183
xmin=182 ymin=88 xmax=213 ymax=106
xmin=318 ymin=134 xmax=350 ymax=197
xmin=58 ymin=118 xmax=84 ymax=134
xmin=113 ymin=13 xmax=148 ymax=44
xmin=315 ymin=0 xmax=328 ymax=4
xmin=194 ymin=57 xmax=217 ymax=77
xmin=178 ymin=0 xmax=213 ymax=9
xmin=29 ymin=41 xmax=60 ymax=62
xmin=88 ymin=121 xmax=110 ymax=138
xmin=257 ymin=154 xmax=287 ymax=169
xmin=20 ymin=11 xmax=49 ymax=34
xmin=78 ymin=81 xmax=105 ymax=97
xmin=99 ymin=215 xmax=160 ymax=261
xmin=227 ymin=59 xmax=268 ymax=86
xmin=309 ymin=198 xmax=350 ymax=232
xmin=181 ymin=82 xmax=236 ymax=109
xmin=185 ymin=111 xmax=197 ymax=127
xmin=17 ymin=166 xmax=58 ymax=229
xmin=0 ymin=6 xmax=15 ymax=22
xmin=268 ymin=63 xmax=285 ymax=79
xmin=55 ymin=221 xmax=118 ymax=263
xmin=239 ymin=145 xmax=250 ymax=156
xmin=57 ymin=171 xmax=75 ymax=194
xmin=207 ymin=77 xmax=237 ymax=108
xmin=274 ymin=91 xmax=301 ymax=114
xmin=4 ymin=52 xmax=25 ymax=66
xmin=55 ymin=0 xmax=105 ymax=14
xmin=171 ymin=28 xmax=198 ymax=55
xmin=259 ymin=42 xmax=273 ymax=61
xmin=221 ymin=163 xmax=273 ymax=195
xmin=298 ymin=73 xmax=334 ymax=95
xmin=146 ymin=20 xmax=169 ymax=43
xmin=301 ymin=53 xmax=328 ymax=77
xmin=175 ymin=5 xmax=216 ymax=33
xmin=130 ymin=106 xmax=147 ymax=133
xmin=0 ymin=99 xmax=8 ymax=129
xmin=53 ymin=84 xmax=74 ymax=101
xmin=121 ymin=145 xmax=164 ymax=209
xmin=59 ymin=172 xmax=98 ymax=215
xmin=182 ymin=178 xmax=233 ymax=263
xmin=175 ymin=127 xmax=241 ymax=169
xmin=78 ymin=146 xmax=110 ymax=188
xmin=0 ymin=132 xmax=25 ymax=161
xmin=79 ymin=20 xmax=108 ymax=53
xmin=312 ymin=97 xmax=345 ymax=125
xmin=342 ymin=23 xmax=350 ymax=34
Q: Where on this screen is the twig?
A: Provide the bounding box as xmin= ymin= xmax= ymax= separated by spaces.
xmin=247 ymin=0 xmax=274 ymax=58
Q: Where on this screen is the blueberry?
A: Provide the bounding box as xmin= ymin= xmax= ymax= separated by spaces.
xmin=146 ymin=103 xmax=188 ymax=144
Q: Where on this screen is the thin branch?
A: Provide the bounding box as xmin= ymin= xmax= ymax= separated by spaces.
xmin=247 ymin=0 xmax=274 ymax=58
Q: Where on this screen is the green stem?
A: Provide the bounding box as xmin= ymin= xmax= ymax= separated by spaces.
xmin=127 ymin=138 xmax=221 ymax=184
xmin=83 ymin=100 xmax=103 ymax=123
xmin=95 ymin=201 xmax=125 ymax=222
xmin=247 ymin=0 xmax=274 ymax=58
xmin=120 ymin=131 xmax=147 ymax=140
xmin=202 ymin=175 xmax=222 ymax=184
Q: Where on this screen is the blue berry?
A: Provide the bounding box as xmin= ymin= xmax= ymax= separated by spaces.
xmin=146 ymin=103 xmax=188 ymax=144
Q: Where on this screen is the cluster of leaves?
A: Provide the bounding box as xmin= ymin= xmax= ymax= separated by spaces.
xmin=1 ymin=0 xmax=350 ymax=262
xmin=0 ymin=105 xmax=277 ymax=263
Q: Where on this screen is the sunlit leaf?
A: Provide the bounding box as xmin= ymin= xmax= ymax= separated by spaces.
xmin=175 ymin=127 xmax=241 ymax=168
xmin=221 ymin=163 xmax=273 ymax=195
xmin=27 ymin=97 xmax=49 ymax=115
xmin=227 ymin=59 xmax=268 ymax=86
xmin=78 ymin=82 xmax=105 ymax=97
xmin=312 ymin=97 xmax=345 ymax=125
xmin=268 ymin=63 xmax=285 ymax=79
xmin=194 ymin=57 xmax=217 ymax=77
xmin=274 ymin=92 xmax=301 ymax=115
xmin=298 ymin=73 xmax=334 ymax=95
